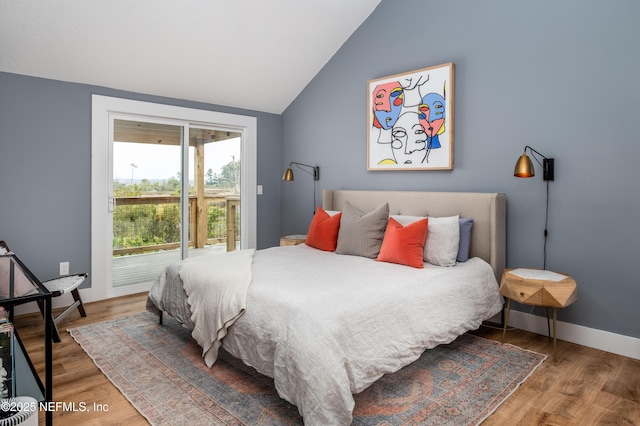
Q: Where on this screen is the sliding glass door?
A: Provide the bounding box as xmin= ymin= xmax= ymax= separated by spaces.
xmin=109 ymin=119 xmax=244 ymax=294
xmin=91 ymin=95 xmax=257 ymax=300
xmin=110 ymin=118 xmax=185 ymax=291
xmin=187 ymin=127 xmax=242 ymax=256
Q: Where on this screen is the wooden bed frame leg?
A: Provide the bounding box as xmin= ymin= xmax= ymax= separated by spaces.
xmin=159 ymin=311 xmax=163 ymax=325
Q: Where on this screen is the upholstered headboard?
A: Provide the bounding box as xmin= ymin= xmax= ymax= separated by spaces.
xmin=322 ymin=190 xmax=506 ymax=280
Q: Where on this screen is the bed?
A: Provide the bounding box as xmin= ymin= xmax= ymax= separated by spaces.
xmin=146 ymin=189 xmax=506 ymax=425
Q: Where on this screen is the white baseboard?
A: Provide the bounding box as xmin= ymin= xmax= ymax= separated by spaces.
xmin=507 ymin=310 xmax=640 ymax=360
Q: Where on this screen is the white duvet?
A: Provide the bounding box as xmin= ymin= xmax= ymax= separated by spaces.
xmin=209 ymin=244 xmax=504 ymax=425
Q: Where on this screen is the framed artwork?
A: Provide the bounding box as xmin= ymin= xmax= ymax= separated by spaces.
xmin=367 ymin=62 xmax=454 ymax=170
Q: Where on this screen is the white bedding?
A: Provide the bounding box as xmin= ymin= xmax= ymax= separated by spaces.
xmin=180 ymin=248 xmax=254 ymax=367
xmin=148 ymin=244 xmax=503 ymax=425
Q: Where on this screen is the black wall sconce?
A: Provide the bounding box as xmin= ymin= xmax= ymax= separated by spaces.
xmin=282 ymin=162 xmax=320 ymax=182
xmin=283 ymin=161 xmax=320 ymax=216
xmin=514 ymin=146 xmax=554 ymax=181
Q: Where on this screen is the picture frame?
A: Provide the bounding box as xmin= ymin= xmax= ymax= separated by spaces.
xmin=367 ymin=62 xmax=454 ymax=171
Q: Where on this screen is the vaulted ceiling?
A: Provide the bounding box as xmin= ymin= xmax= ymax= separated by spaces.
xmin=0 ymin=0 xmax=381 ymax=114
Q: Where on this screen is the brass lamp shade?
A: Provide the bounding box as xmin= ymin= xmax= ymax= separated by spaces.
xmin=282 ymin=168 xmax=294 ymax=181
xmin=514 ymin=153 xmax=535 ymax=178
xmin=282 ymin=161 xmax=319 ymax=181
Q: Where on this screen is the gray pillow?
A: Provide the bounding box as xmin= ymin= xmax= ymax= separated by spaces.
xmin=336 ymin=201 xmax=389 ymax=258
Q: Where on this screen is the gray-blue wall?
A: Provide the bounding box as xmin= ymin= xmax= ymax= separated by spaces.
xmin=1 ymin=0 xmax=638 ymax=341
xmin=281 ymin=0 xmax=640 ymax=339
xmin=0 ymin=72 xmax=283 ymax=288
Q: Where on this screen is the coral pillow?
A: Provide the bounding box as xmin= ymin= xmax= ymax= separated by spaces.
xmin=305 ymin=207 xmax=342 ymax=251
xmin=376 ymin=217 xmax=428 ymax=268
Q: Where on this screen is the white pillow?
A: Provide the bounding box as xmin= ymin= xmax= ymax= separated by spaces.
xmin=391 ymin=214 xmax=460 ymax=267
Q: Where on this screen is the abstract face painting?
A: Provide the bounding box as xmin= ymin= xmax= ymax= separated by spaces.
xmin=391 ymin=112 xmax=427 ymax=166
xmin=418 ymin=92 xmax=446 ymax=150
xmin=372 ymin=81 xmax=404 ymax=130
xmin=367 ymin=63 xmax=454 ymax=170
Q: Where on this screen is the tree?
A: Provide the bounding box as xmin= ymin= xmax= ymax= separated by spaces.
xmin=210 ymin=157 xmax=240 ymax=194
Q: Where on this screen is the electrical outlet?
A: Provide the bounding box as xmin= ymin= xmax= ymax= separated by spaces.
xmin=59 ymin=262 xmax=69 ymax=275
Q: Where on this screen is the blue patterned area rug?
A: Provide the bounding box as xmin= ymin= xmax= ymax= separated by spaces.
xmin=69 ymin=312 xmax=545 ymax=425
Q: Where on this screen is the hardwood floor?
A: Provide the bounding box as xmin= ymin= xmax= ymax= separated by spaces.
xmin=15 ymin=293 xmax=640 ymax=425
xmin=15 ymin=293 xmax=150 ymax=426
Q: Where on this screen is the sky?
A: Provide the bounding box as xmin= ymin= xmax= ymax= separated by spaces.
xmin=113 ymin=137 xmax=240 ymax=182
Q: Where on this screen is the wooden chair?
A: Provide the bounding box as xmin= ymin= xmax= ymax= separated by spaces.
xmin=1 ymin=241 xmax=87 ymax=342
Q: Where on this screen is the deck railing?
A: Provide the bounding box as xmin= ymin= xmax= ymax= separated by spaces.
xmin=112 ymin=195 xmax=239 ymax=256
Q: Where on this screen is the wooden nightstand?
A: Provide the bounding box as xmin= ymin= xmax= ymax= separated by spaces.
xmin=500 ymin=268 xmax=577 ymax=361
xmin=280 ymin=234 xmax=307 ymax=246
